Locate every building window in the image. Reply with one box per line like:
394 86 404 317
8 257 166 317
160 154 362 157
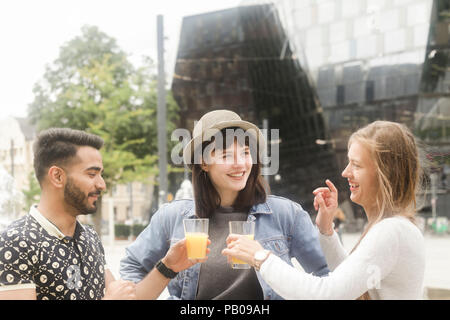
366 81 375 102
336 85 345 105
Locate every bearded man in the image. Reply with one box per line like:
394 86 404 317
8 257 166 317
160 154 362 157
0 128 136 300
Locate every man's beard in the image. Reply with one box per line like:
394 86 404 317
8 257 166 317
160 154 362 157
64 177 100 215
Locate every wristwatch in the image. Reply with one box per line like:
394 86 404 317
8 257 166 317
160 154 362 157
155 259 178 279
253 250 271 271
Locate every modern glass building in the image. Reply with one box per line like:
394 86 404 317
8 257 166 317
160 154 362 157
172 4 344 216
172 0 450 221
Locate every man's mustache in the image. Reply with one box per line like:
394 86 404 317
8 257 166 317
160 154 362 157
88 190 102 197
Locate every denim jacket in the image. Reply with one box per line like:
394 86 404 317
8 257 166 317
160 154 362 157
119 195 329 300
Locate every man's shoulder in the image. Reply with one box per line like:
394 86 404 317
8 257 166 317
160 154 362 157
81 223 97 235
0 215 37 240
79 223 102 242
0 215 40 255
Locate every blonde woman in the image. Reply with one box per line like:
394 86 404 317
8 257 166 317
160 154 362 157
222 121 426 299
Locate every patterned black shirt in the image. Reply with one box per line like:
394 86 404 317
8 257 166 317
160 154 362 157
0 206 107 300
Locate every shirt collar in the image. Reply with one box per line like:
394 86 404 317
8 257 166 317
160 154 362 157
29 205 85 240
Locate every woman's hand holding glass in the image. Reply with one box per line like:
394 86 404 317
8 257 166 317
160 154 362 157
313 179 339 236
221 234 264 267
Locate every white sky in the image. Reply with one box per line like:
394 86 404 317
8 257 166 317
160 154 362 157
0 0 242 118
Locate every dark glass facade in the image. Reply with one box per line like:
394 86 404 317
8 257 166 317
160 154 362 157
172 4 344 214
172 0 450 220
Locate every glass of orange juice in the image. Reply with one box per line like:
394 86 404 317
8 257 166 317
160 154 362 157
229 221 255 269
183 218 209 260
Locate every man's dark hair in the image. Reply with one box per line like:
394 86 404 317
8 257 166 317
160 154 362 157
33 128 104 184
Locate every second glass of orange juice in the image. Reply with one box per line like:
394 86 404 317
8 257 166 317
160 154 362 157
229 221 255 269
183 218 209 260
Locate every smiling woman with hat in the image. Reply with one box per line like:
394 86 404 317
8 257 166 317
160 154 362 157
120 109 329 300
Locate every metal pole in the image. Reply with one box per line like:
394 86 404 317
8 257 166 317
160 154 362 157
157 15 167 207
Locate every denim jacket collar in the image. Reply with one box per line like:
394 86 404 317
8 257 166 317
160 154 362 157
180 201 273 218
249 201 272 215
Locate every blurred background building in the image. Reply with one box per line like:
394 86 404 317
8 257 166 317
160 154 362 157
0 117 35 226
0 117 36 195
172 0 450 225
102 181 154 225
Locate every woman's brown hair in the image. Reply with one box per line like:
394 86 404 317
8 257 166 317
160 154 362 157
191 127 268 218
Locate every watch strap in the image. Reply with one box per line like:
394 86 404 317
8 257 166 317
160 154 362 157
254 250 271 271
155 260 178 279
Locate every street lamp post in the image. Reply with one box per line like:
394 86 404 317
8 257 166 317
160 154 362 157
157 14 168 208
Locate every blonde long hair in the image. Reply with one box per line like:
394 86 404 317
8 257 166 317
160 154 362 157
348 121 424 300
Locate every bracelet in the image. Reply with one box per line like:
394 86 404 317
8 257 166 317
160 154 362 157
155 260 178 279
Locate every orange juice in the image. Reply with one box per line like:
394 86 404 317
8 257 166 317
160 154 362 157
231 234 254 265
185 232 208 259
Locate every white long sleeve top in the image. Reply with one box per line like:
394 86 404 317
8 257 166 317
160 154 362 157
259 216 425 300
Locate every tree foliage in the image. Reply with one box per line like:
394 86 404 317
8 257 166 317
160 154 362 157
22 171 41 212
28 25 179 187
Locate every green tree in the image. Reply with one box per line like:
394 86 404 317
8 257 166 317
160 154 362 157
22 171 41 212
28 25 180 234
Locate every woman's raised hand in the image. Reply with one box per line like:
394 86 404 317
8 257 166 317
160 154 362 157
313 179 338 236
